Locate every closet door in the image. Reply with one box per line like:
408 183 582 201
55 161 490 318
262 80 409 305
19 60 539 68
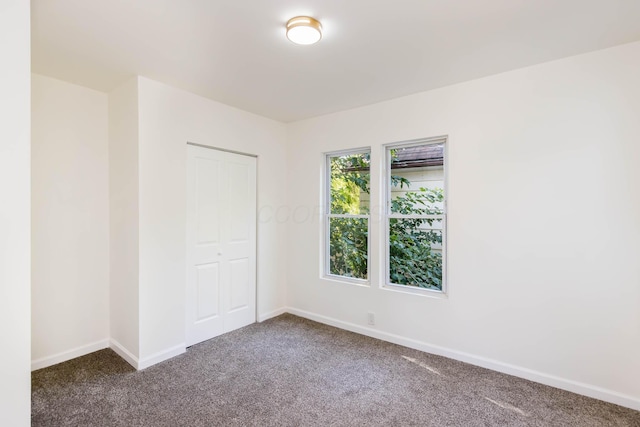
186 145 256 347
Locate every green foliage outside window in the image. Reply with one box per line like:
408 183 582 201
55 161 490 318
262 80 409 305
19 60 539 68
329 151 444 290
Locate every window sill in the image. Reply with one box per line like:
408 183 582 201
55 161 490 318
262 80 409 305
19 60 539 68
322 274 371 288
381 282 448 299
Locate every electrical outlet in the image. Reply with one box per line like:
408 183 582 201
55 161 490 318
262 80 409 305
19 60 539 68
367 312 375 326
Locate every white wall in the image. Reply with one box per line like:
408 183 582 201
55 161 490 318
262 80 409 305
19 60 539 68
0 1 31 425
31 74 110 369
109 77 140 362
286 41 640 409
136 78 288 364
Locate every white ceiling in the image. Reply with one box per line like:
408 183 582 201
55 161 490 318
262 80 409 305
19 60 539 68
32 0 640 122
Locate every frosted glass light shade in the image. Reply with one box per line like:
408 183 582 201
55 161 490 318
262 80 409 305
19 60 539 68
286 16 322 45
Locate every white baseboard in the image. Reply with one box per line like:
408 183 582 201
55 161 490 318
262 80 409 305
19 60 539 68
138 344 186 370
105 340 186 371
109 338 139 369
286 307 640 412
31 339 109 371
257 307 287 322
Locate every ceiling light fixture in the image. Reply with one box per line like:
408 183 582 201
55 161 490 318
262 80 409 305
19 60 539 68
286 16 322 45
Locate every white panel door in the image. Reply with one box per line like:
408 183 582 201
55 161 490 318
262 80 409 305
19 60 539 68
186 145 257 347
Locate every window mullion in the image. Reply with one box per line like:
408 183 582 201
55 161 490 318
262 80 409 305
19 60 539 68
387 214 443 220
328 213 370 219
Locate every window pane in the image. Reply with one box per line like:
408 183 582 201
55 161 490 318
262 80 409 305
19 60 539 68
389 144 444 214
330 152 370 215
329 217 368 280
389 218 443 290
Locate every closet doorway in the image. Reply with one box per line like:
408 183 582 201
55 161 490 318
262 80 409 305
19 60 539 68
186 144 257 346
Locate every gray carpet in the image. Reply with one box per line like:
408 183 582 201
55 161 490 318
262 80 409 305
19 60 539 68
32 314 640 426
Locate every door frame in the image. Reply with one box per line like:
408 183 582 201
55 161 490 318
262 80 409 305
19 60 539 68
185 141 259 345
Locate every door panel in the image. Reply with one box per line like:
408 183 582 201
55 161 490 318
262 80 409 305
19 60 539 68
187 145 256 347
221 154 256 333
196 262 220 321
196 158 221 244
229 258 249 311
228 161 250 242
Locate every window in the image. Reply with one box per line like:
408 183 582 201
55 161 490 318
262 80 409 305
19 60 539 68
385 138 446 292
324 149 370 282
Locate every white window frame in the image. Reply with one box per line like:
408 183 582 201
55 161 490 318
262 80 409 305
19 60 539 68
323 148 371 285
383 136 448 295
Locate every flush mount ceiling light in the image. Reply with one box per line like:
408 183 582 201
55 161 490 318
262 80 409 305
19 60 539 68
286 16 322 45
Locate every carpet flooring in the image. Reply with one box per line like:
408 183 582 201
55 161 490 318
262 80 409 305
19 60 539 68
32 314 640 426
